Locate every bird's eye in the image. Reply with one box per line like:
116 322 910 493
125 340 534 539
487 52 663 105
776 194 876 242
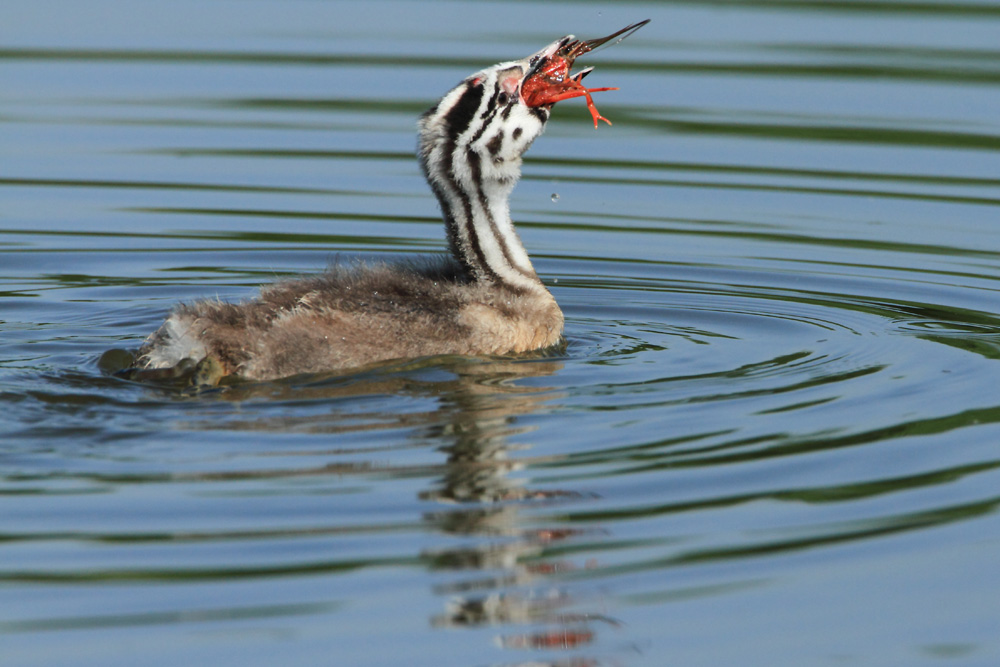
497 91 510 106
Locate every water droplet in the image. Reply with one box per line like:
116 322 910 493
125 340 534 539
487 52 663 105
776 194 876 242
550 193 560 202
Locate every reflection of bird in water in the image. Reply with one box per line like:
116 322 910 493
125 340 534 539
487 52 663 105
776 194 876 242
130 20 648 386
416 356 622 656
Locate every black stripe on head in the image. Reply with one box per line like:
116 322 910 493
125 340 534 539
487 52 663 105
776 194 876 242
480 87 499 119
529 107 549 123
486 132 504 157
444 81 485 139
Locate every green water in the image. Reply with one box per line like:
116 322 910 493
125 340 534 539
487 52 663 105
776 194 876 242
3 1 1000 665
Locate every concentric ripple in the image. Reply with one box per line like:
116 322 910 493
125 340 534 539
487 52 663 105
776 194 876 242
5 1 1000 666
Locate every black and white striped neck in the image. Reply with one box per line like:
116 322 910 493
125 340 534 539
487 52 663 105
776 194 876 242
419 64 552 295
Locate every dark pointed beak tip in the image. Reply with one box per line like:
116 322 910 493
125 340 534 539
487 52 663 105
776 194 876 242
582 19 651 53
559 19 650 66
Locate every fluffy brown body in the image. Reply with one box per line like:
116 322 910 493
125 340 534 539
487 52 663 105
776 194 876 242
135 260 563 382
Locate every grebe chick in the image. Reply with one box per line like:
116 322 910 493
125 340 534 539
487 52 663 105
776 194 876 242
132 21 648 385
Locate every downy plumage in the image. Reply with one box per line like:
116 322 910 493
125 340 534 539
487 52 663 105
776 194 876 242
131 21 648 385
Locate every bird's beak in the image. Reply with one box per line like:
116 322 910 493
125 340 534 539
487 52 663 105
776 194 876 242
520 20 649 128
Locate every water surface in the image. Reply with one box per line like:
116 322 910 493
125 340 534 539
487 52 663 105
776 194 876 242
3 1 1000 665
